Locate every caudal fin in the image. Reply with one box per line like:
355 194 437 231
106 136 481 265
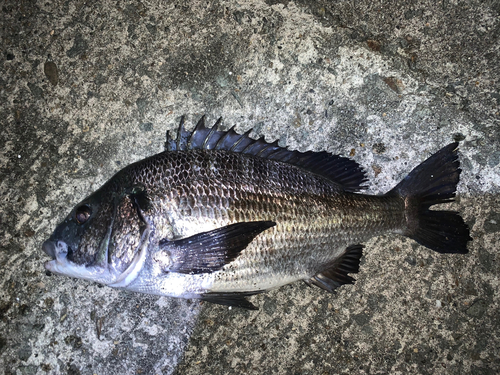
389 143 471 254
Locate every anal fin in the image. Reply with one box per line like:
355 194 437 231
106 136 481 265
305 244 364 293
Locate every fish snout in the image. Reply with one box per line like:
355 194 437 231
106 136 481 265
42 240 68 260
42 240 56 259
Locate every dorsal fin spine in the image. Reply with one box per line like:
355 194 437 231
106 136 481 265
175 116 185 151
203 127 217 149
205 117 223 150
230 130 252 152
215 127 234 150
188 115 206 149
256 144 272 157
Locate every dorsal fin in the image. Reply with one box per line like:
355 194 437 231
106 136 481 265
164 116 367 192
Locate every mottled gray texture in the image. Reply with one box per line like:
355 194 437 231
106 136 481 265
0 0 498 374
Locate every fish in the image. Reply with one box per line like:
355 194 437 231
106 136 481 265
42 116 471 310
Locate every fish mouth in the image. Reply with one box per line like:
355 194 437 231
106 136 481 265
41 239 113 283
42 240 57 259
42 239 69 261
42 240 70 273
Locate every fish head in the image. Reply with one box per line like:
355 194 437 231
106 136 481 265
42 178 149 286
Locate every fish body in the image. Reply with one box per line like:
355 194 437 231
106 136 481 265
42 117 471 309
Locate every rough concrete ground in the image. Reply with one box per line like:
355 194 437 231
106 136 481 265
1 0 499 374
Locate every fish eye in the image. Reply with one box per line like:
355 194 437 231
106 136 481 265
75 205 92 224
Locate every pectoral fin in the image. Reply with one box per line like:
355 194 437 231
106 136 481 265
200 291 262 310
158 221 276 274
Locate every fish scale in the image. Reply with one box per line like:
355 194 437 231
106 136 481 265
42 117 471 309
122 149 405 293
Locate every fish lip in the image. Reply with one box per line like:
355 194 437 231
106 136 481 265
44 259 58 274
42 240 69 272
42 240 56 259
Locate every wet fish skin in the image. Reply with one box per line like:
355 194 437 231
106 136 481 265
42 117 471 309
121 149 404 298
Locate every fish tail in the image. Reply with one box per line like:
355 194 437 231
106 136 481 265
389 143 471 254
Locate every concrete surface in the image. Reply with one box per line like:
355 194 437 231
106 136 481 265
1 0 499 374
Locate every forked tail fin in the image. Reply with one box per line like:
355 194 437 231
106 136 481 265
388 143 471 254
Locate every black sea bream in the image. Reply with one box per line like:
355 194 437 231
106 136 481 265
42 117 471 309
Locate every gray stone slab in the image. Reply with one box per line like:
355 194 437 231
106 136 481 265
1 1 498 374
